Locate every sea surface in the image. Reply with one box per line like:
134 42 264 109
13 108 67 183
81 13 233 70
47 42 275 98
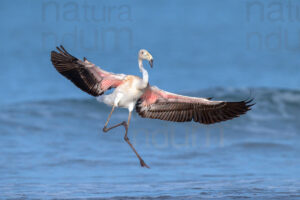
1 0 300 199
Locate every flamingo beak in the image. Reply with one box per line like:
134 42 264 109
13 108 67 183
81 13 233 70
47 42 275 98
149 58 153 68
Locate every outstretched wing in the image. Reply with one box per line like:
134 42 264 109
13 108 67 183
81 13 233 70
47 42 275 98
136 86 254 124
51 45 126 97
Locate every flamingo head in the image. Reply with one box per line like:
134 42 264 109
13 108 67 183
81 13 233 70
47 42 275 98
139 49 153 68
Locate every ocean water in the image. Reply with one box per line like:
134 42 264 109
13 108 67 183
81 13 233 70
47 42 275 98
1 0 300 199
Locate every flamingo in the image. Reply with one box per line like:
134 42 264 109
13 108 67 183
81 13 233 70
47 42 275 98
51 45 254 168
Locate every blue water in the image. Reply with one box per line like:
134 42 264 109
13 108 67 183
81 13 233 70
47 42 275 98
1 0 300 199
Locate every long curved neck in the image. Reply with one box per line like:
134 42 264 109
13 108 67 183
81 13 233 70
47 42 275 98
138 58 148 85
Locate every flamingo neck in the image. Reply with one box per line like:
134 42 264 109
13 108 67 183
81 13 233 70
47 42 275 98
138 58 148 85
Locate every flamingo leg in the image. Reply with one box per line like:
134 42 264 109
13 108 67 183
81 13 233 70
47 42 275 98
124 111 150 168
102 107 149 168
102 106 126 132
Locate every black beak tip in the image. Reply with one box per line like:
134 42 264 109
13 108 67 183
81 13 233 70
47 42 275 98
149 59 153 68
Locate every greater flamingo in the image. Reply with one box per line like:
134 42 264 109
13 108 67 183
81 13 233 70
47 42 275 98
51 45 254 168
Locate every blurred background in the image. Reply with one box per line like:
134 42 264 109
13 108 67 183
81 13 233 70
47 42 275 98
0 0 299 199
